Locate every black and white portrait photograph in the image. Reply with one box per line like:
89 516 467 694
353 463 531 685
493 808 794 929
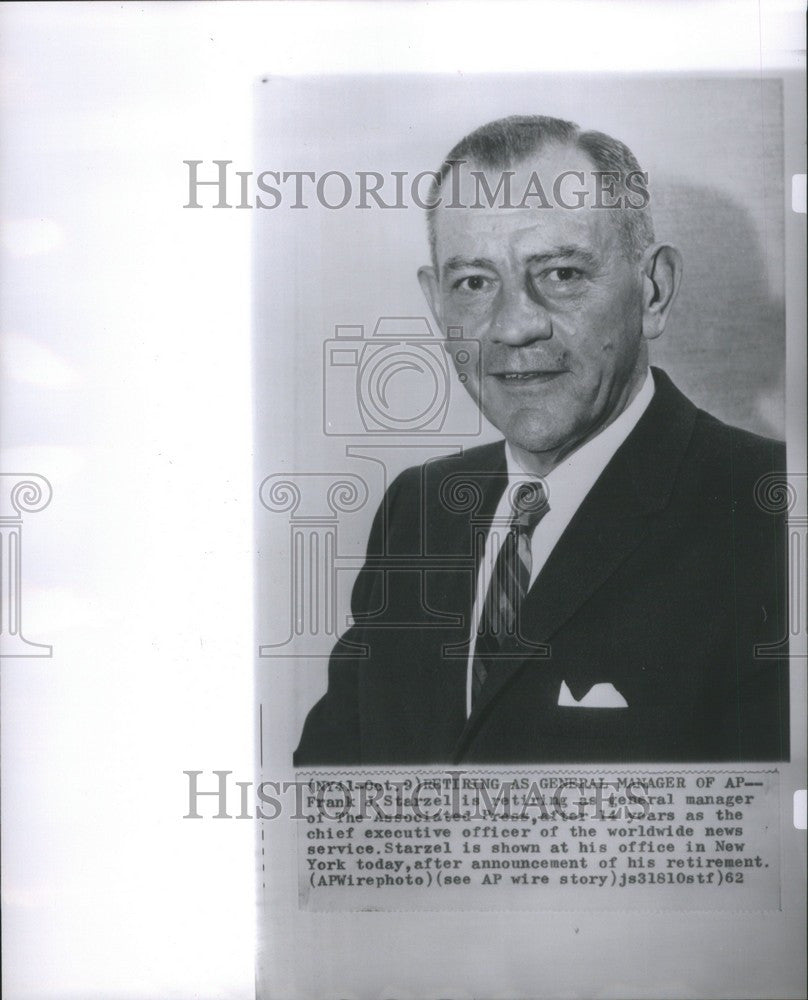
253 76 791 766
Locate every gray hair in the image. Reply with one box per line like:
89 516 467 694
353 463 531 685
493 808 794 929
426 114 655 265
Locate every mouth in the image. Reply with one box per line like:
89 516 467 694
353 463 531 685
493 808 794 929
490 370 567 385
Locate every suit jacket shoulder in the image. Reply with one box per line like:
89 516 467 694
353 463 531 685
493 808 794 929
688 405 785 507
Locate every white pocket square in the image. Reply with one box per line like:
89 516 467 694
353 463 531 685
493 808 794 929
558 680 628 709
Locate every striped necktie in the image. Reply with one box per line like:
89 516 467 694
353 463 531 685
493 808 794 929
471 480 550 705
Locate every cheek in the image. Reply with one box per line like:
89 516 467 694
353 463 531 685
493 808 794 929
567 288 640 361
442 293 496 331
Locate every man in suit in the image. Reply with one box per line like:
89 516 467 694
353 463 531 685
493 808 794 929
294 114 789 766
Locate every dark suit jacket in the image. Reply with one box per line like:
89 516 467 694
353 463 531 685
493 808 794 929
294 368 789 765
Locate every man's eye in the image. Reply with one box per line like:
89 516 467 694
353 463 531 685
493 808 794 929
453 275 492 292
547 267 582 283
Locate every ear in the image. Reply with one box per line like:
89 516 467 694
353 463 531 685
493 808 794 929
640 243 683 340
417 265 444 329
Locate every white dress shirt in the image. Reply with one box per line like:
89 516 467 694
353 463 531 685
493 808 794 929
465 368 655 717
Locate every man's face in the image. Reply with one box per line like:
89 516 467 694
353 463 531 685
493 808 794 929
419 144 649 464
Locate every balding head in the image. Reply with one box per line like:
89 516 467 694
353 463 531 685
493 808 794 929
425 114 655 267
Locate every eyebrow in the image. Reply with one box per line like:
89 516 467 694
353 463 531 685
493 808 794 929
525 247 600 269
442 256 498 276
441 246 600 278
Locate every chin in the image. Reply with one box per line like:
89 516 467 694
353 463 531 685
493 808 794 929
498 413 571 457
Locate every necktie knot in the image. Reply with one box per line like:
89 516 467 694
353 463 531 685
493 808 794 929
511 480 549 532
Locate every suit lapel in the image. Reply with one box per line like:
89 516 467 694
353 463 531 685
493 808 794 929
407 446 507 755
422 445 508 623
451 368 699 762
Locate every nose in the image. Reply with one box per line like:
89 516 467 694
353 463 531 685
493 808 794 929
490 282 552 345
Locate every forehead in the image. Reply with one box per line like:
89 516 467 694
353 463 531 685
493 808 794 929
432 143 622 266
